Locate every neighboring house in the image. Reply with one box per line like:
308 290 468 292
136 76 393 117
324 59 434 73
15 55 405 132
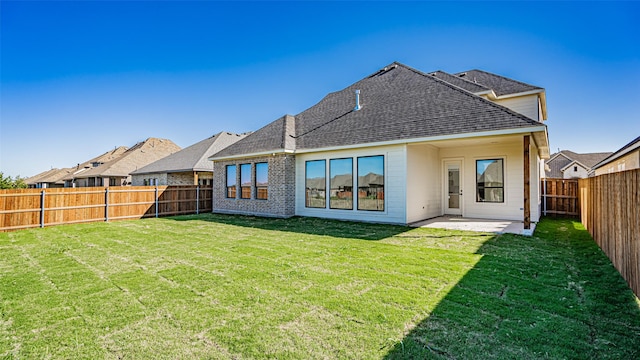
208 62 550 233
26 146 129 188
61 146 130 187
130 132 248 186
544 150 612 179
592 136 640 176
64 138 180 187
25 168 72 188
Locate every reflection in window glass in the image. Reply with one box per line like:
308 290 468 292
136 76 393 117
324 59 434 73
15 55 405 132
305 160 326 208
226 165 237 198
476 159 504 202
357 156 384 211
330 158 353 209
256 162 268 200
240 164 251 199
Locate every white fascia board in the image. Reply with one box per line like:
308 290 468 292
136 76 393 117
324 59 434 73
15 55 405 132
539 91 548 120
208 149 294 162
474 90 496 98
295 126 547 154
494 89 545 100
532 126 550 159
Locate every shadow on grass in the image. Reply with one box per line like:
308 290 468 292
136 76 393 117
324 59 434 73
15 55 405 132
384 217 640 359
167 213 411 241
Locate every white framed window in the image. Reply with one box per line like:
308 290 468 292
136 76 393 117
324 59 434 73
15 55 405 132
476 158 504 203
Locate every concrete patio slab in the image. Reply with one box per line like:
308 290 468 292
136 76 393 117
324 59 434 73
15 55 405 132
410 216 535 235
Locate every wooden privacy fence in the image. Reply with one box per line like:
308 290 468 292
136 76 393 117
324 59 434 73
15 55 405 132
541 178 579 216
579 169 640 298
0 186 212 232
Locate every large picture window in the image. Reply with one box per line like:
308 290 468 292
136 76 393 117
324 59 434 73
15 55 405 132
256 162 268 200
476 159 504 203
305 160 326 208
226 165 237 198
240 164 251 199
357 156 384 211
330 158 353 209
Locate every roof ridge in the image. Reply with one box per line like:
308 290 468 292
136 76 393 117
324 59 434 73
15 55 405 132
428 70 492 93
457 69 542 91
440 70 493 91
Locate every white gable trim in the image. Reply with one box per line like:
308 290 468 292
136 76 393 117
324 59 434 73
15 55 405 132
560 160 589 172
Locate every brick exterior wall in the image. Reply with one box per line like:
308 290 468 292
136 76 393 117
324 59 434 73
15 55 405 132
168 172 196 185
213 154 295 217
132 171 213 186
131 173 169 186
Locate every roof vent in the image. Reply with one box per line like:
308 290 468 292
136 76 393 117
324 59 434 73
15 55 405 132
354 90 362 111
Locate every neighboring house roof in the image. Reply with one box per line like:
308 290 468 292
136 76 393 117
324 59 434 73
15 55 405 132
545 150 612 177
25 168 62 185
131 132 248 175
592 136 640 170
211 62 548 160
81 146 129 167
71 138 181 178
455 69 543 97
36 168 75 185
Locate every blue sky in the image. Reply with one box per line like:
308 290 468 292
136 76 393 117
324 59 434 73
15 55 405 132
1 1 639 177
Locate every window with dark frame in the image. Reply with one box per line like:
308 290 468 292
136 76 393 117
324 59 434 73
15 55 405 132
357 155 384 211
240 164 251 199
329 158 353 210
255 162 268 200
476 159 504 203
226 165 237 198
305 160 326 208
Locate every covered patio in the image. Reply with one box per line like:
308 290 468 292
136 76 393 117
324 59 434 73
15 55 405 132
410 215 533 235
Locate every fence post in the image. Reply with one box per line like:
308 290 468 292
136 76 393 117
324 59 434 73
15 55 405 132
155 186 159 218
105 188 109 222
543 178 547 216
196 186 200 215
40 189 45 228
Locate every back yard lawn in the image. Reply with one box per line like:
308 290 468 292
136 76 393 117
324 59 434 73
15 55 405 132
1 215 639 359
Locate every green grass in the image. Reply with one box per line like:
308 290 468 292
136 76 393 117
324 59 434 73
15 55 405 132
0 215 638 359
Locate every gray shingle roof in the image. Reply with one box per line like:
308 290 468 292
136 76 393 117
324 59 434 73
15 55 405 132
132 132 247 175
545 150 612 177
294 63 541 150
212 115 295 159
455 69 542 97
211 62 546 159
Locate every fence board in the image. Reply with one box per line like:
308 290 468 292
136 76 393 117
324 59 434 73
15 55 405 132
0 186 212 232
578 169 640 298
